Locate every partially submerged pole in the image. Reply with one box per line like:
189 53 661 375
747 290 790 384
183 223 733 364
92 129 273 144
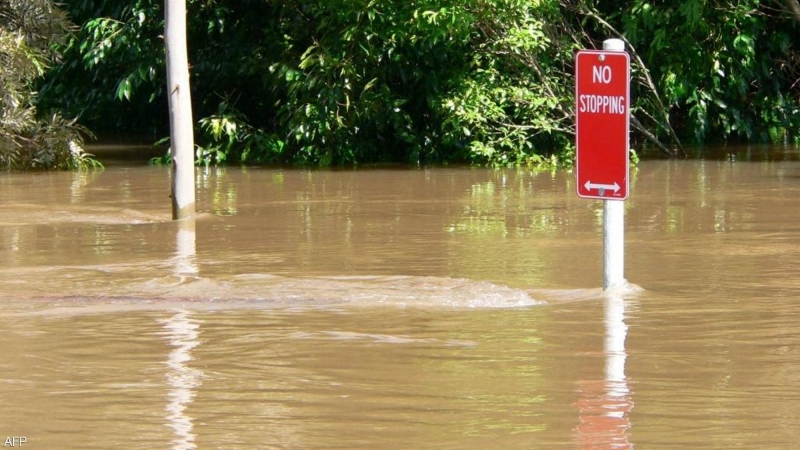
175 217 198 277
165 0 195 220
575 38 630 290
603 199 625 289
602 38 626 290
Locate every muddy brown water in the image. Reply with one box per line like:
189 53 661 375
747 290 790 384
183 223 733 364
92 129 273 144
2 154 800 448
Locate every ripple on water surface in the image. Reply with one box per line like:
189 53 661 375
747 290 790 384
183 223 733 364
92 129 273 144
1 263 572 316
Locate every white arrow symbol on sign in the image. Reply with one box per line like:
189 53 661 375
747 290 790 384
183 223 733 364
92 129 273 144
584 180 620 194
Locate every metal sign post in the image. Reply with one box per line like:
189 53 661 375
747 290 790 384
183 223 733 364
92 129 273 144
575 39 630 290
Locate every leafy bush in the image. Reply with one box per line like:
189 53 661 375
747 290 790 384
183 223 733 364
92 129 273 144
0 0 99 170
40 0 800 168
619 0 800 144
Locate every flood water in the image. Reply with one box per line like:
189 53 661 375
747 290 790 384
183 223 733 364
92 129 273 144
2 151 800 448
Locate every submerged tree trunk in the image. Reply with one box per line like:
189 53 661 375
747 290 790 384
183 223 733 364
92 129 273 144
165 0 195 220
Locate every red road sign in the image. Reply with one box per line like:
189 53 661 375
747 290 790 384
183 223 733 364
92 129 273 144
575 50 630 200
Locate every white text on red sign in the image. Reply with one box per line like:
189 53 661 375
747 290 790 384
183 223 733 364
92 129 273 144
577 65 626 115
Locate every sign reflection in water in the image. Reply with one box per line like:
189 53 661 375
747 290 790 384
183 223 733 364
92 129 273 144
575 294 633 448
164 219 202 450
162 310 203 450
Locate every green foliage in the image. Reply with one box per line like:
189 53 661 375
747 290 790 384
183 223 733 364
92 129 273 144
619 0 800 144
0 0 99 170
195 102 285 166
38 0 168 134
268 0 578 166
269 0 476 164
40 0 800 167
44 0 584 166
437 0 577 166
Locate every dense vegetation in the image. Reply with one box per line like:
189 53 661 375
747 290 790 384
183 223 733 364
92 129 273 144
34 0 800 167
0 0 99 169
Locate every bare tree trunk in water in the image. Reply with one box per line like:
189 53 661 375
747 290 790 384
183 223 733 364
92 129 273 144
165 0 195 220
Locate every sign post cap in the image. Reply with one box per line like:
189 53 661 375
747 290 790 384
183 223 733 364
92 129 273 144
603 39 625 52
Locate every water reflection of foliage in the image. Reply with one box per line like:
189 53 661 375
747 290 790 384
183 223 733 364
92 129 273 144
69 169 103 204
629 161 758 234
197 167 239 216
448 170 586 237
445 170 580 287
448 162 762 237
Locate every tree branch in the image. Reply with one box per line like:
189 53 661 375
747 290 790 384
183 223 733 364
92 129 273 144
784 0 800 24
572 1 686 157
631 114 678 157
